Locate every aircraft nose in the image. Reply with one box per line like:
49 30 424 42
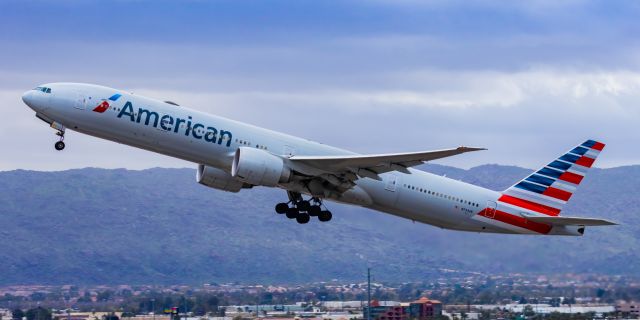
22 90 34 107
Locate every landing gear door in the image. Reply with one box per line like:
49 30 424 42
74 92 87 110
485 200 497 218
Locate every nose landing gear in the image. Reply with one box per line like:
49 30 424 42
54 140 65 151
274 191 332 224
54 130 65 151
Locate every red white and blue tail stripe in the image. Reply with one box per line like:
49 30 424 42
501 139 605 217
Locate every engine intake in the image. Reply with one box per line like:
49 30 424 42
196 164 244 193
231 147 291 187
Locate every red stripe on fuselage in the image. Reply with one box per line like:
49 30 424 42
558 171 584 185
542 187 572 201
479 208 552 234
575 156 595 168
497 194 561 216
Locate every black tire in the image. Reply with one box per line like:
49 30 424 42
285 207 299 219
308 205 321 216
54 141 65 151
275 203 289 214
296 213 310 224
318 210 332 222
297 200 311 211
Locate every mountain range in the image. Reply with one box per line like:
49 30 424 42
0 164 638 285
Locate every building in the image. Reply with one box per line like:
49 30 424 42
321 301 399 311
53 312 125 320
410 298 443 319
442 312 480 320
367 302 404 320
365 298 442 320
474 303 615 315
616 302 640 317
0 309 12 320
125 316 171 320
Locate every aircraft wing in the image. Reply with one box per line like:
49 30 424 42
525 215 618 226
288 146 486 181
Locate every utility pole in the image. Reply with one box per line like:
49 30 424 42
367 268 371 320
151 299 155 320
183 296 187 320
255 287 259 320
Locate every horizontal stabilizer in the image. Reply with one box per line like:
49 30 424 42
524 215 617 226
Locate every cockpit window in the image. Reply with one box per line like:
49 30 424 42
33 87 52 93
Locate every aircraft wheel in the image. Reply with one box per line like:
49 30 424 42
297 200 311 211
285 207 299 219
308 205 321 216
296 213 310 224
275 203 289 214
54 141 65 151
318 210 332 222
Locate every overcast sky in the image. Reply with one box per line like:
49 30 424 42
1 0 639 171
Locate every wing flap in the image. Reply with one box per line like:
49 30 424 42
525 215 617 226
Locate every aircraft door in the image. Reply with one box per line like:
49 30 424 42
74 92 87 110
485 200 497 218
376 173 400 207
384 174 398 192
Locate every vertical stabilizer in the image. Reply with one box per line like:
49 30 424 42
500 140 605 216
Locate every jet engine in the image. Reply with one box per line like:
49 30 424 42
231 147 291 187
196 164 245 193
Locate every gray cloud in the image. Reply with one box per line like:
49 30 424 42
1 1 639 171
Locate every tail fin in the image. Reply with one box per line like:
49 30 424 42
500 139 605 216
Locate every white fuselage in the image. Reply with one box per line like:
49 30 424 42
22 83 529 234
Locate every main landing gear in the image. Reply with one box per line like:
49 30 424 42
275 192 332 224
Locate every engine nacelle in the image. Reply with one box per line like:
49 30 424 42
196 164 244 193
231 147 291 187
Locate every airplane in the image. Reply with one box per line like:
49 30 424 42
21 83 616 236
